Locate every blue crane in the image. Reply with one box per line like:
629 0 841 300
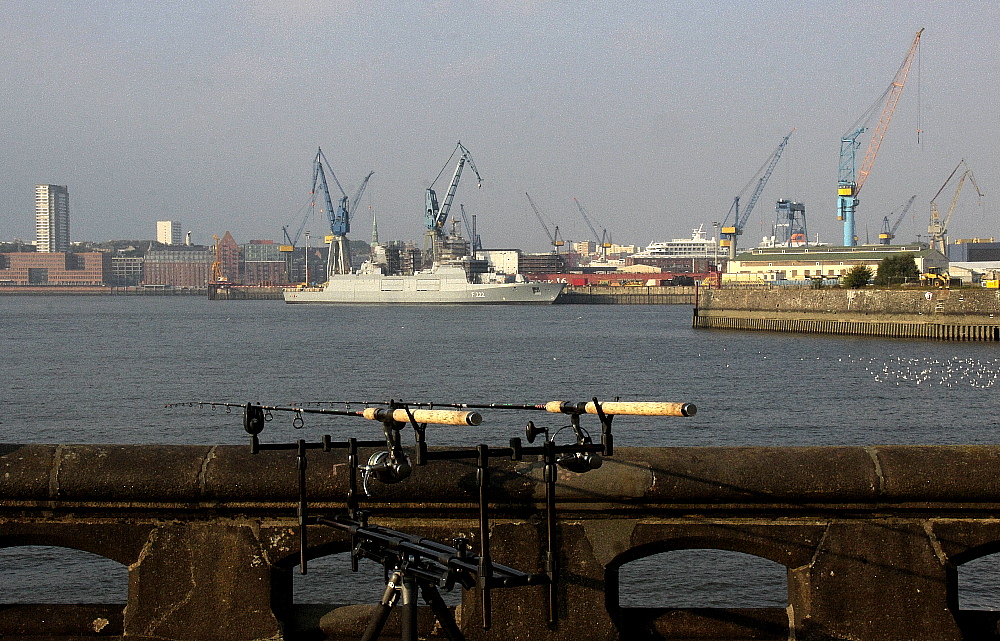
425 142 482 237
311 148 374 276
838 29 923 246
878 195 917 245
720 130 794 259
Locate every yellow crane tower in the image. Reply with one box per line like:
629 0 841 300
211 234 229 283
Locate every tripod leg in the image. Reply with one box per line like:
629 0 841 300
476 444 493 630
401 575 418 641
361 571 401 641
420 583 466 641
544 440 558 624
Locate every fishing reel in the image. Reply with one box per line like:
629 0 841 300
524 418 603 473
360 450 412 495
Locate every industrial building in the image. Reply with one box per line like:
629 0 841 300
948 239 1000 262
35 184 70 253
725 245 948 283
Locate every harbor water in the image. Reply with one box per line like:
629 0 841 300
2 296 1000 610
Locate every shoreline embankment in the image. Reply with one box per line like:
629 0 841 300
693 287 1000 341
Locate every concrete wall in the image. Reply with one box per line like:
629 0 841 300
5 444 1000 640
558 285 695 304
698 287 1000 320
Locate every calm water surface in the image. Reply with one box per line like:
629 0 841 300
4 296 999 446
2 296 999 608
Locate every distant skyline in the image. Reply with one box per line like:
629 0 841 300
1 1 996 252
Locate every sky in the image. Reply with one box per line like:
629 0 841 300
1 1 997 253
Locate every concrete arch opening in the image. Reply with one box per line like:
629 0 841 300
616 548 786 608
608 546 789 640
0 544 126 604
283 549 464 639
948 542 1000 639
953 549 1000 638
958 553 1000 611
0 545 126 637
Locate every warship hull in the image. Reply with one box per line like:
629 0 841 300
283 265 563 305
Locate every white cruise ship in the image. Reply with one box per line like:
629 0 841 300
631 226 717 259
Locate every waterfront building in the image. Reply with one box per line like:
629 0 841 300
143 246 213 288
0 252 110 286
242 240 285 285
725 245 948 283
35 184 70 253
214 232 240 283
606 243 640 258
518 252 567 274
156 221 183 246
477 249 520 276
110 256 144 287
572 240 597 257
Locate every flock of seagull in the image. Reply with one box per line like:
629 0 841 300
847 355 1000 389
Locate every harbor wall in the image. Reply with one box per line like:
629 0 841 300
4 443 1000 640
208 284 285 300
557 285 695 304
694 287 1000 340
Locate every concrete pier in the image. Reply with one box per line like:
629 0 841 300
694 287 1000 340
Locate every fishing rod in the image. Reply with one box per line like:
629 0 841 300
392 399 697 416
170 399 697 417
165 400 482 426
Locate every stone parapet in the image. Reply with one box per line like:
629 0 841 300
3 444 1000 639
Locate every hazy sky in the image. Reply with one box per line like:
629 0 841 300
2 1 996 252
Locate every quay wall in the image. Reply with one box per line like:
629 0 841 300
694 287 1000 340
0 285 111 296
0 286 207 296
3 443 1000 640
208 284 284 300
557 285 695 304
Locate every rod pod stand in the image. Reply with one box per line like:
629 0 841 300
239 397 639 636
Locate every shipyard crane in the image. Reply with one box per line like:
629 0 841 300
928 160 985 256
720 129 794 259
211 234 229 283
459 204 483 252
573 197 611 260
426 142 482 237
526 192 565 254
838 28 923 247
311 148 374 276
878 195 917 245
281 211 309 249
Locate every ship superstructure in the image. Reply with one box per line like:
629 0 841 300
632 226 717 260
